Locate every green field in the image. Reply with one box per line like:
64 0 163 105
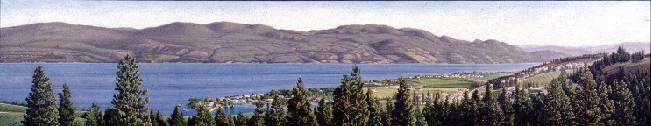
523 71 574 87
0 103 26 126
0 103 87 126
416 78 478 88
370 78 476 98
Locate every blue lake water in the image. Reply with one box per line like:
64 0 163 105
0 63 535 115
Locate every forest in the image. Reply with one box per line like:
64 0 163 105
16 47 651 126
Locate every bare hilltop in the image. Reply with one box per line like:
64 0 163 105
2 22 570 63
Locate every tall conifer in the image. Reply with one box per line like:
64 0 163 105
111 54 151 126
391 78 415 125
23 66 59 126
316 99 333 126
286 77 316 126
59 84 75 126
169 105 185 126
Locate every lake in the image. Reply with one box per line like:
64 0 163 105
0 63 535 115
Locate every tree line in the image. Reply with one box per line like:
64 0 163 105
21 47 649 126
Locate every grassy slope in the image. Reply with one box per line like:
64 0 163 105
372 78 475 98
417 78 476 88
0 103 27 126
0 103 87 126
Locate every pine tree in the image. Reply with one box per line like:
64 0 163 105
84 101 103 126
480 84 503 126
249 102 265 126
598 82 615 125
169 105 185 126
576 67 602 125
366 88 382 126
612 80 637 125
150 111 159 126
315 99 333 126
332 66 370 126
215 108 228 126
543 73 573 125
531 94 546 125
414 108 427 126
286 77 316 126
513 86 532 126
236 113 248 126
333 75 353 126
58 83 75 126
194 105 213 126
440 96 452 125
459 91 474 126
381 101 393 126
23 66 59 126
348 65 369 126
227 116 236 126
187 116 195 126
156 111 167 126
111 54 151 126
498 86 514 126
391 78 415 126
424 93 442 126
265 93 286 126
470 89 482 125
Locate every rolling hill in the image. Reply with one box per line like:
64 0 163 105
1 22 563 64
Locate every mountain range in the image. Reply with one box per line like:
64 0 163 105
517 42 650 56
1 22 646 64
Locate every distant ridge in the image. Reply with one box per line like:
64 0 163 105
1 22 565 63
518 42 651 57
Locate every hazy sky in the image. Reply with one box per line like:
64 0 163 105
1 0 649 46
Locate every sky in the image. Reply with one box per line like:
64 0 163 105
1 1 649 46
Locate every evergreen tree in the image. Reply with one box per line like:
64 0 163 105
543 73 573 125
333 75 353 126
187 116 195 126
215 108 228 126
84 101 103 126
498 86 514 126
286 77 316 126
315 99 333 126
265 93 286 126
366 88 382 126
575 67 602 125
391 78 415 126
249 101 265 126
169 105 185 126
111 54 151 126
23 66 59 126
459 91 475 126
513 86 532 126
227 116 236 126
531 95 546 125
156 111 167 126
612 80 637 125
59 84 75 126
104 108 119 126
598 82 615 125
348 66 369 126
470 89 482 125
150 111 159 126
381 101 393 126
440 96 452 125
194 105 213 126
414 108 427 126
236 113 248 126
480 84 503 126
332 66 369 126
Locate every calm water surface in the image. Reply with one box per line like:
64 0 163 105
0 63 535 114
